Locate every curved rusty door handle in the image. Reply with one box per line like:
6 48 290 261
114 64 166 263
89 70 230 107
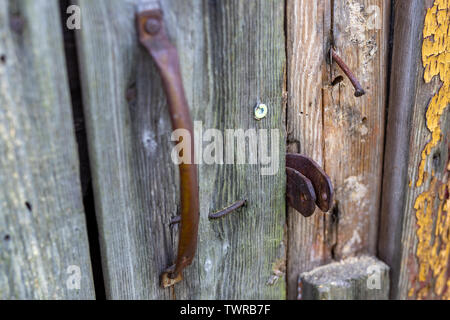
137 6 199 288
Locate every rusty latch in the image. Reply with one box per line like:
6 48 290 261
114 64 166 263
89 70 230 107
286 154 333 217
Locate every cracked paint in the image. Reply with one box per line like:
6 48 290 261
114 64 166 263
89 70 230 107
416 0 449 187
411 0 450 300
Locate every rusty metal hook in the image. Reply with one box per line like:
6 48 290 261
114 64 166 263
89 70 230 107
137 6 199 288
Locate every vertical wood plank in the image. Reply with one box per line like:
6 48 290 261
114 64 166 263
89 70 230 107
287 0 390 299
75 0 170 299
379 0 450 300
193 0 286 300
0 0 95 299
286 0 331 300
76 0 286 299
329 0 390 259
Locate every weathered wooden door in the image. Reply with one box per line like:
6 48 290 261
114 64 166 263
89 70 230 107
0 0 448 300
75 0 286 299
72 0 390 300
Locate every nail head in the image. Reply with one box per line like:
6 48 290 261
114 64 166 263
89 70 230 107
145 18 161 35
354 89 366 97
254 103 268 120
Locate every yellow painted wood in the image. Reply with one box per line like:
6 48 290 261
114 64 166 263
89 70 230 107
410 0 450 299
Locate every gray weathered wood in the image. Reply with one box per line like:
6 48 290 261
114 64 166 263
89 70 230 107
0 0 95 299
75 0 286 299
299 256 389 300
378 0 425 299
286 0 332 300
379 0 450 300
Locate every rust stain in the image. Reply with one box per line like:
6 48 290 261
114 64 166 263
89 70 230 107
411 0 450 300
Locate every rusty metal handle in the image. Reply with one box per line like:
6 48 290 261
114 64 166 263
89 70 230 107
137 9 199 288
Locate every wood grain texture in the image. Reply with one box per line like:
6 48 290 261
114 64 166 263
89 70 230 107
286 0 332 300
75 0 286 299
0 0 95 299
380 0 450 300
299 256 389 300
328 0 390 259
286 0 390 299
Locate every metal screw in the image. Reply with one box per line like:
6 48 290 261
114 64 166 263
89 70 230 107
330 49 366 97
208 200 247 220
254 103 268 120
145 18 161 35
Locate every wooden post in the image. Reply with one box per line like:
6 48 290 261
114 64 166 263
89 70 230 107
299 256 389 300
379 0 450 300
0 0 95 299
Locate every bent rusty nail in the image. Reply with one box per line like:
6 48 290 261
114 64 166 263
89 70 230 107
208 200 247 220
330 48 366 97
286 167 317 217
286 153 333 212
137 3 199 287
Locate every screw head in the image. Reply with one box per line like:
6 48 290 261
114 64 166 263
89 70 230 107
254 103 268 120
145 18 161 35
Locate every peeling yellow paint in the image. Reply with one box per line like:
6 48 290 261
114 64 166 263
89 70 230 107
444 279 450 299
412 0 450 300
414 178 438 281
413 152 450 299
417 0 450 187
417 286 430 300
432 182 449 295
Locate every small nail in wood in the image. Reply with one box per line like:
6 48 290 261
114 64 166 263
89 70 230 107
209 200 247 220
